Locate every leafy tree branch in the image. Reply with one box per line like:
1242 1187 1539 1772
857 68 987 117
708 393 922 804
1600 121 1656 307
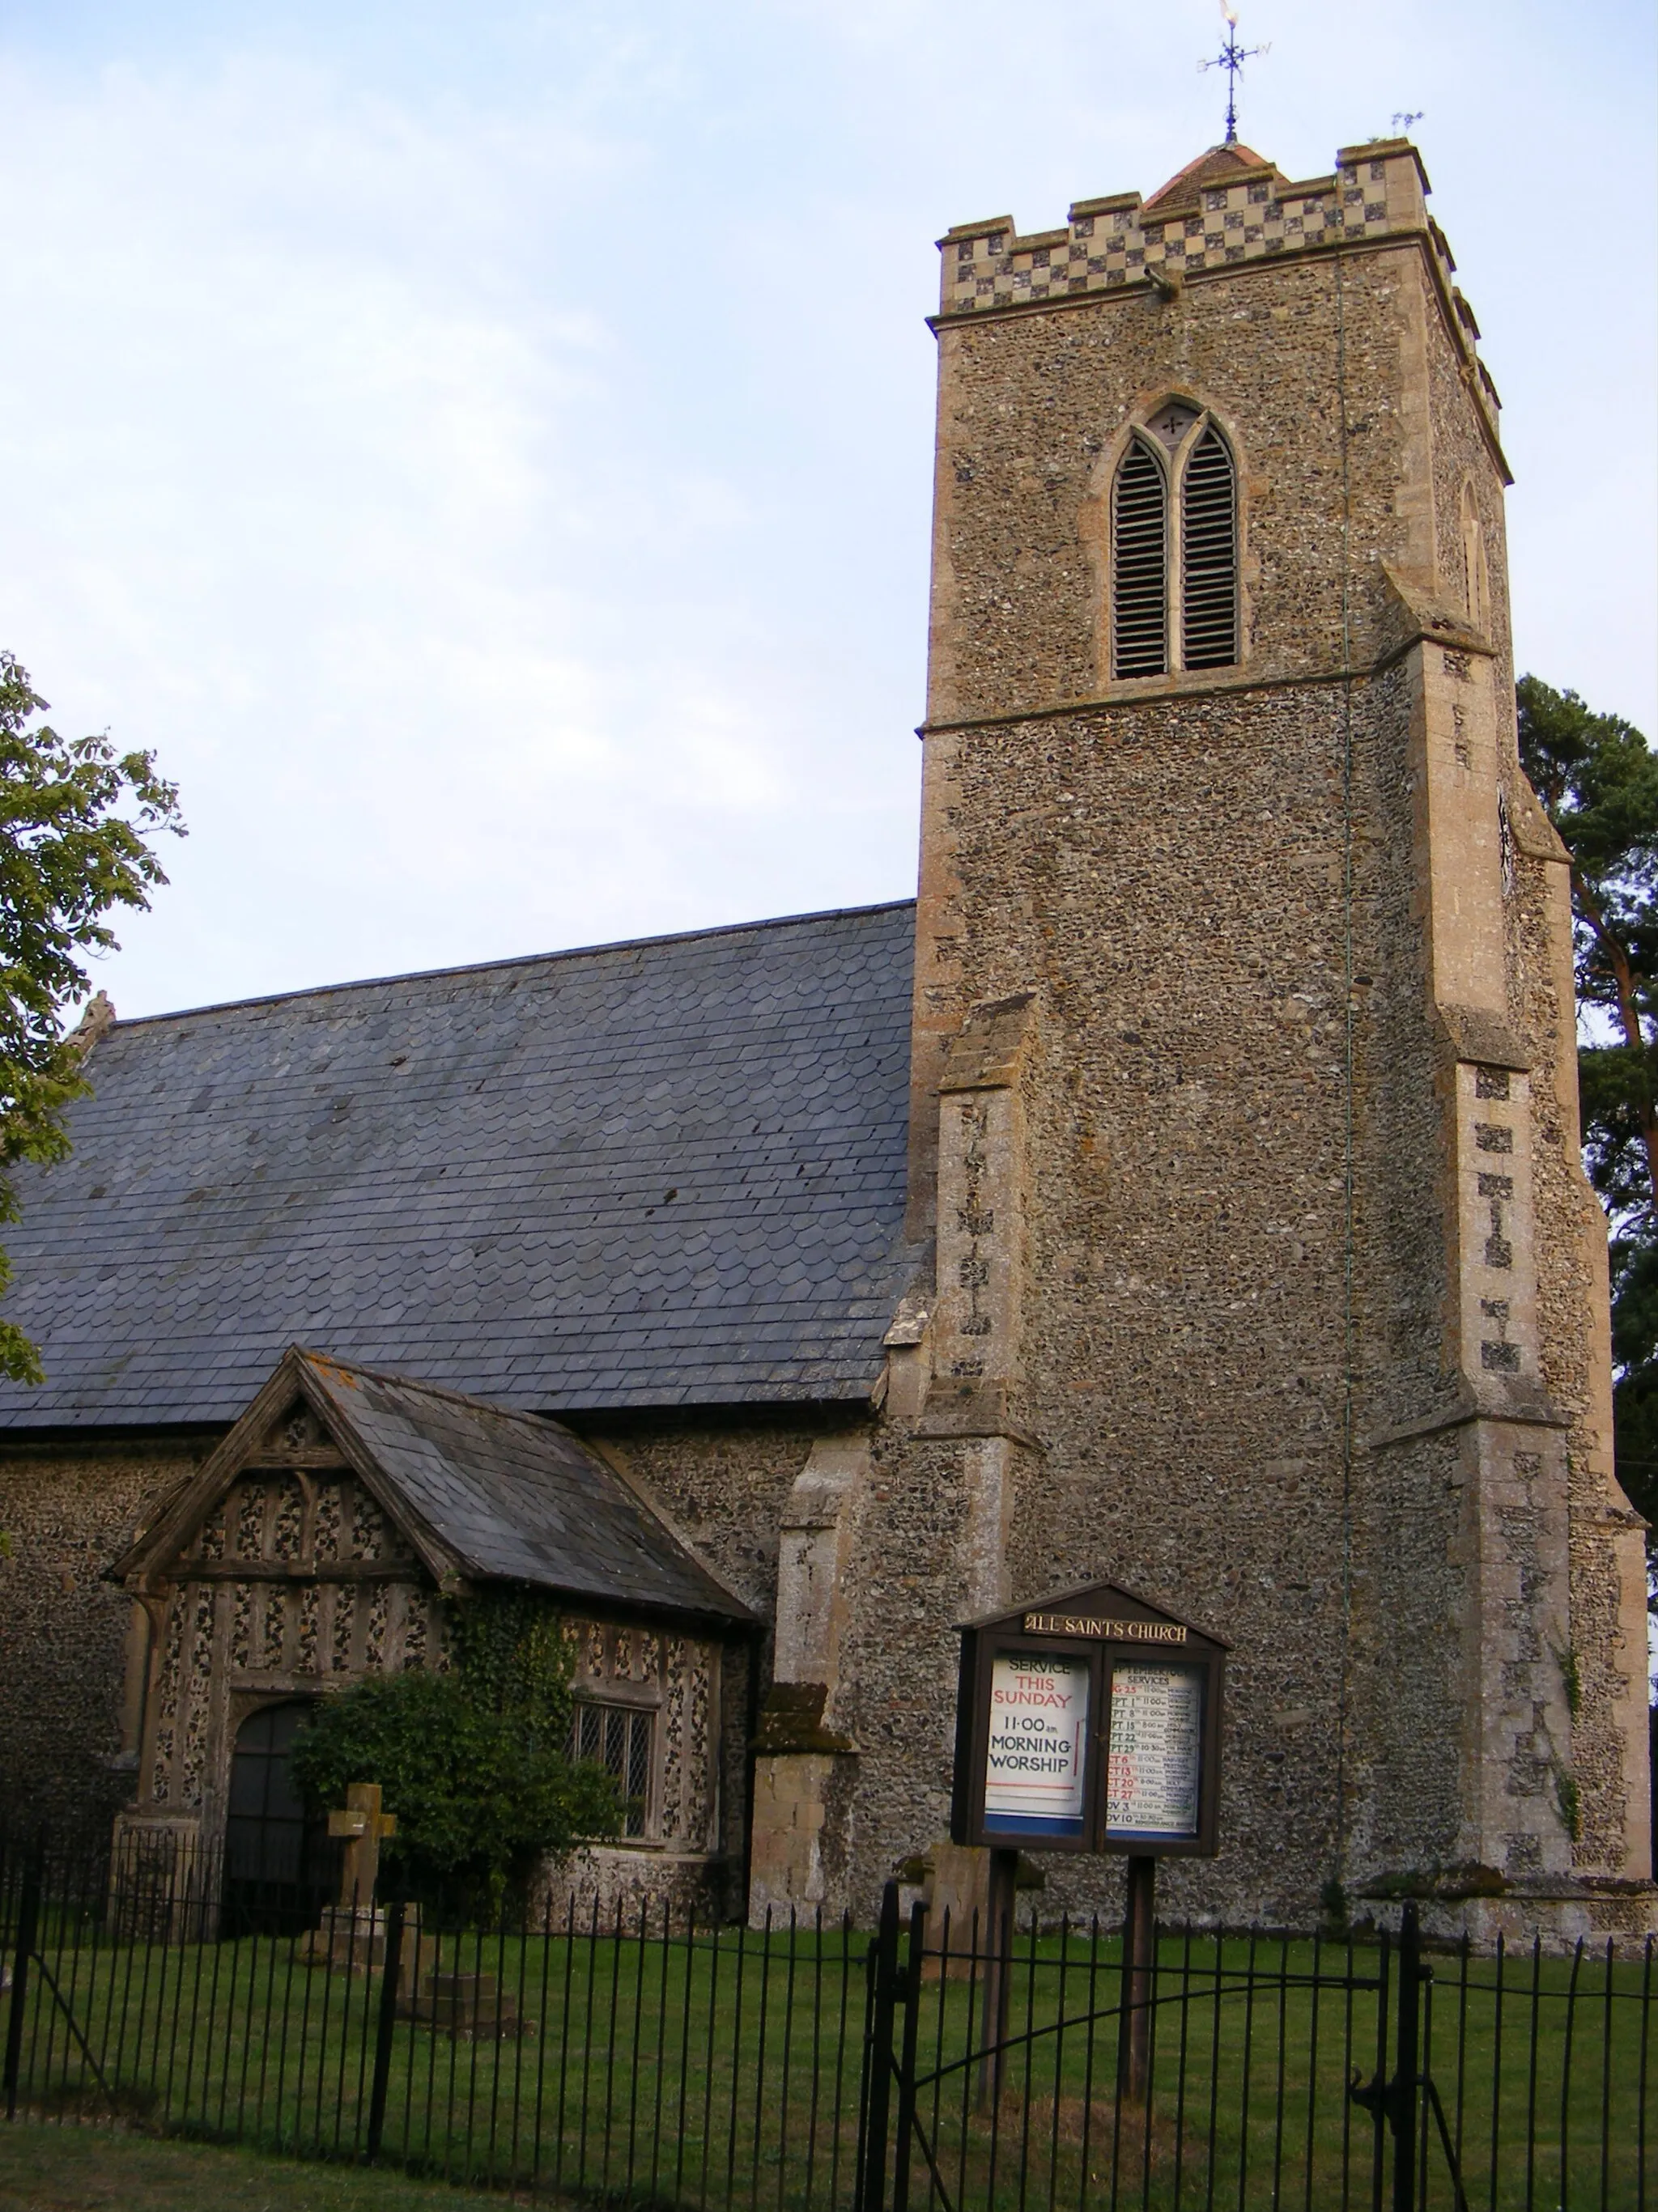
0 653 184 1382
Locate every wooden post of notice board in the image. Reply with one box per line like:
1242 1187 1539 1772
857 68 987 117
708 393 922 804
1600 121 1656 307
1120 1853 1157 2105
976 1847 1018 2112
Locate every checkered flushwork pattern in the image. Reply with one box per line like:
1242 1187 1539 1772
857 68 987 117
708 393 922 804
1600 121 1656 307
937 146 1497 431
943 150 1418 315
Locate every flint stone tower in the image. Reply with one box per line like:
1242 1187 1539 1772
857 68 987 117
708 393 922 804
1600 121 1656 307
750 137 1652 1940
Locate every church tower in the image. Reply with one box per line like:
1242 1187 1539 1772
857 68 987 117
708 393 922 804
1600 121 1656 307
835 135 1652 1937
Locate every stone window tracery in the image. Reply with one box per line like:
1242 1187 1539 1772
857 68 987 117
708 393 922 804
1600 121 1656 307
1110 407 1239 680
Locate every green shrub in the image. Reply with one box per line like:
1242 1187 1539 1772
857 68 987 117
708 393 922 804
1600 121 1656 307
290 1591 622 1913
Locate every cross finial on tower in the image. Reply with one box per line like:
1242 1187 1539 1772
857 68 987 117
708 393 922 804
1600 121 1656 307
1199 4 1268 146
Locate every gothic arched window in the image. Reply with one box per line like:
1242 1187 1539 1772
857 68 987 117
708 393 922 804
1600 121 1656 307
1111 439 1169 678
1110 408 1239 680
1459 480 1490 634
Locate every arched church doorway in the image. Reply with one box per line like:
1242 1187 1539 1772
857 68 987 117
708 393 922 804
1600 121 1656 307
223 1701 335 1934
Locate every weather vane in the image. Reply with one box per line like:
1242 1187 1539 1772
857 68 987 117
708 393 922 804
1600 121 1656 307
1200 4 1269 146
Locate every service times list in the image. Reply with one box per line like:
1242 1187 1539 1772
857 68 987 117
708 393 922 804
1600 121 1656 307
1105 1662 1203 1838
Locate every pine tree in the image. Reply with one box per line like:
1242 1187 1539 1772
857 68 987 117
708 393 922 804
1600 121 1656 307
1517 676 1658 1558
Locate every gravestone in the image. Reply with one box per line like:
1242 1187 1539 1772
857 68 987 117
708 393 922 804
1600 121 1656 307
397 1964 535 2041
300 1781 406 1972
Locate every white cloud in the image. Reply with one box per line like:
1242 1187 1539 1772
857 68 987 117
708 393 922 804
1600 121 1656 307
0 0 1647 1013
0 40 910 1009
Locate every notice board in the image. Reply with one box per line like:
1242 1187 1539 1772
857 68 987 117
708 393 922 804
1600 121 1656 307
951 1581 1227 1858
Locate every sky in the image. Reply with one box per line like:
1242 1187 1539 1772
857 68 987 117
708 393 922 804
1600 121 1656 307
0 0 1652 1019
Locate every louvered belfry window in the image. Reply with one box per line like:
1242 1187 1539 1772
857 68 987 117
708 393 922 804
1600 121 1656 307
1112 439 1169 677
1180 427 1238 669
1111 410 1240 679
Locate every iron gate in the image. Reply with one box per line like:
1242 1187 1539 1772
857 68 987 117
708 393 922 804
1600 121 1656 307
853 1880 1640 2212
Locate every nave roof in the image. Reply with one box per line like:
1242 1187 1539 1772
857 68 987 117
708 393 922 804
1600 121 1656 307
0 902 916 1430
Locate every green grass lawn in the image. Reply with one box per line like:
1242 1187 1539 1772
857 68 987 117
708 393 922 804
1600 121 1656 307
3 1912 1649 2210
0 2120 542 2209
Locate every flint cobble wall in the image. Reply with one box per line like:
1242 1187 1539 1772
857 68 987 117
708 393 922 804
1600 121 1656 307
0 1444 203 1842
1424 295 1515 685
1508 802 1643 1877
580 1416 835 1633
860 673 1474 1925
928 242 1441 728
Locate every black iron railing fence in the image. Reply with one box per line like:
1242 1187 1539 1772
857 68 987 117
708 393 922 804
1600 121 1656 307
858 1883 1652 2212
0 1834 1651 2210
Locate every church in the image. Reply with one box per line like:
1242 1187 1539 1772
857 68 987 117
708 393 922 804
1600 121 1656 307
0 131 1650 1944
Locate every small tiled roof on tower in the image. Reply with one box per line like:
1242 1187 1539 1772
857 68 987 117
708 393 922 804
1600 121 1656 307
1141 142 1287 214
0 902 917 1430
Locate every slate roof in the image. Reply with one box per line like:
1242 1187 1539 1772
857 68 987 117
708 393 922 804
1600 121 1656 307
302 1356 753 1624
0 903 917 1430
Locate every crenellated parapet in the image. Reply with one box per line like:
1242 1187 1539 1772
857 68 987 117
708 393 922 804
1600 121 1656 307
937 138 1500 448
